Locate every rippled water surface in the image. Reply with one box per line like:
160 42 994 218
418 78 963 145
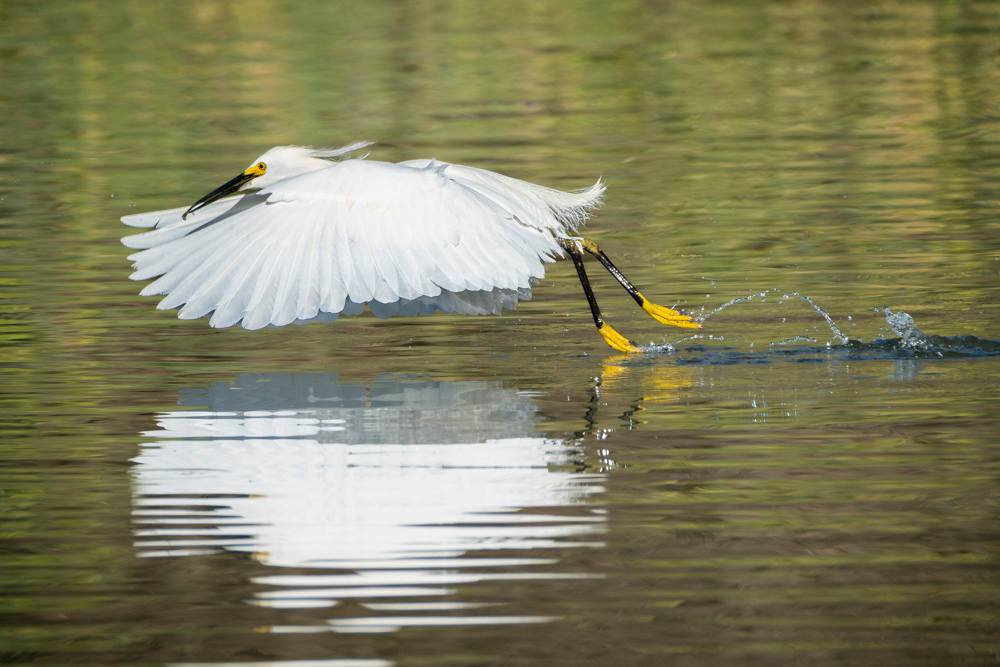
2 2 1000 665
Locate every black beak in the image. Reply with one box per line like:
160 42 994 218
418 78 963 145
182 171 255 219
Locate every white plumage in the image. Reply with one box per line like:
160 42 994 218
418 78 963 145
122 142 604 330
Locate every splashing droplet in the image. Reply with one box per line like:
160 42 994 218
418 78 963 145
884 308 931 352
796 294 849 345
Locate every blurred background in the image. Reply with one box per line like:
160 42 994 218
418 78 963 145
1 2 998 665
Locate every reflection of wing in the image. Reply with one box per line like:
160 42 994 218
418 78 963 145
132 375 605 595
122 160 604 329
169 374 541 445
134 436 601 566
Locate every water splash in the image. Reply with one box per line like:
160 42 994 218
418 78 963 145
787 293 849 345
770 336 817 346
640 341 675 354
883 308 930 352
697 289 777 321
697 289 848 345
663 292 1000 364
866 308 1000 359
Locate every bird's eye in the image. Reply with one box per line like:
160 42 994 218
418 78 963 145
257 162 267 173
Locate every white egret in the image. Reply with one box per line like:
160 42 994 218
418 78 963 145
121 141 699 352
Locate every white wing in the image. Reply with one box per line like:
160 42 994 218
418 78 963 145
122 159 603 330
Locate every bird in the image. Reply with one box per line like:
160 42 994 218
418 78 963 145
120 141 700 353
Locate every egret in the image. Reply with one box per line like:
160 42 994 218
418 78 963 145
121 142 699 352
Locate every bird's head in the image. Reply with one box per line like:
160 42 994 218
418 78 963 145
182 142 373 219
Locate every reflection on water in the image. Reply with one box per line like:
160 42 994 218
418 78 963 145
132 375 604 632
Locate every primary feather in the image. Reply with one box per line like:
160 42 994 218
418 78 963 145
122 143 604 330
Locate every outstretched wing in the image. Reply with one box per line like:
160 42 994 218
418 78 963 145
122 159 603 330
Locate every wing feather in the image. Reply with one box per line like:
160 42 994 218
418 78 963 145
343 206 379 303
365 213 402 302
177 218 276 320
268 215 311 326
242 207 299 330
209 251 269 328
315 213 334 311
297 217 323 321
129 203 266 286
143 236 230 302
325 215 351 312
389 214 436 299
123 157 601 329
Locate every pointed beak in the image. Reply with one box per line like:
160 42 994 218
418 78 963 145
182 171 256 220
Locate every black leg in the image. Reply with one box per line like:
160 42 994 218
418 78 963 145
578 238 700 329
561 240 640 353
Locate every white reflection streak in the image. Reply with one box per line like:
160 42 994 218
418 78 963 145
131 375 605 630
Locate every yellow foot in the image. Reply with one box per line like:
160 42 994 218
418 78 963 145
639 295 702 329
598 322 643 353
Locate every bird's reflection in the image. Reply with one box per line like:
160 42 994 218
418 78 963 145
131 374 605 632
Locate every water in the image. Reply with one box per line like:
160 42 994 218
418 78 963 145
2 2 1000 665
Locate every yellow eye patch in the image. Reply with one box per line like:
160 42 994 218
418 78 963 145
243 162 267 177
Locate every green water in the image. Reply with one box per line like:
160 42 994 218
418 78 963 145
2 2 999 665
